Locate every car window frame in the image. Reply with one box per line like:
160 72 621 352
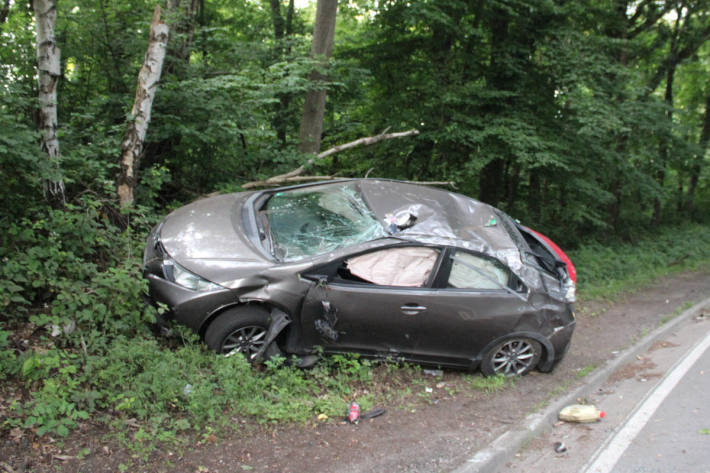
432 248 514 293
303 242 446 290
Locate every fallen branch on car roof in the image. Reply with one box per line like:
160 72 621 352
241 128 420 189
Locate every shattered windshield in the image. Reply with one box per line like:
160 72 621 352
262 183 387 261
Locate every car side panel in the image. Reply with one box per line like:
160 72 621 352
297 282 532 365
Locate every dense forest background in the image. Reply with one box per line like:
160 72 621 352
2 0 710 444
3 0 709 243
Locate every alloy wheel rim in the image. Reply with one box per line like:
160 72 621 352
491 339 535 376
222 325 267 360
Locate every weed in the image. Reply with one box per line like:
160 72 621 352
550 380 572 397
467 374 508 393
660 301 696 325
0 328 18 380
576 364 596 379
529 400 548 414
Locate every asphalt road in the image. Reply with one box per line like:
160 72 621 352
498 310 710 473
586 327 710 473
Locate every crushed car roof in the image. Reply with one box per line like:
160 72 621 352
264 179 529 275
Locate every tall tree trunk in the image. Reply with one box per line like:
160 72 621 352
0 0 11 25
165 0 198 76
285 0 294 36
269 0 291 147
34 0 65 203
653 63 676 225
269 0 285 43
141 0 199 172
528 169 541 223
686 92 710 213
297 0 337 154
117 6 169 208
479 7 511 206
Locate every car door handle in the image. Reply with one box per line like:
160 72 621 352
400 304 427 315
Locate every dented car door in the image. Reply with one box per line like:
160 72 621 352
298 282 435 358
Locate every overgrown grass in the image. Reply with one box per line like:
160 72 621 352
569 223 710 300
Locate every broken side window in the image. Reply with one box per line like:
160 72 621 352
262 183 387 261
448 251 509 290
345 246 439 287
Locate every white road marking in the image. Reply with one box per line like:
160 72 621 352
583 327 710 473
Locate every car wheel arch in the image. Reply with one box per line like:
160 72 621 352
198 299 292 341
477 331 555 374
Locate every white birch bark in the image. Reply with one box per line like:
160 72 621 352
117 5 169 208
34 0 65 202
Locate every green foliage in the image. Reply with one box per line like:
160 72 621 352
0 328 18 380
21 352 90 437
466 374 509 393
570 223 710 300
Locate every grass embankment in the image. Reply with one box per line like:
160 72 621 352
1 223 709 458
569 223 710 300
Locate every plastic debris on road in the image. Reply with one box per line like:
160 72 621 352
347 401 361 424
558 404 605 423
553 441 567 453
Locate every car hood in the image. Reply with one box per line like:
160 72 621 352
159 192 270 283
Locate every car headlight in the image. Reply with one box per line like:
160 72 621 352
162 257 223 292
564 280 576 303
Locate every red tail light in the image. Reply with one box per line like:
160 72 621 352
528 229 577 284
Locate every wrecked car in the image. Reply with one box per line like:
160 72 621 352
143 179 576 376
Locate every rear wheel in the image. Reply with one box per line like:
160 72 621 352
481 337 542 377
205 307 278 361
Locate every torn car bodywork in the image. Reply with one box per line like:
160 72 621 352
143 179 576 375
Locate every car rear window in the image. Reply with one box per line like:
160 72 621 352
448 251 509 290
262 183 387 261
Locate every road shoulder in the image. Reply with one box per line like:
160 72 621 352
455 295 710 473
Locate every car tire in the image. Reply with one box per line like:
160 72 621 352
480 337 542 377
205 307 281 361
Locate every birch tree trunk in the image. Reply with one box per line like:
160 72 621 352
117 5 169 208
34 0 65 202
297 0 337 154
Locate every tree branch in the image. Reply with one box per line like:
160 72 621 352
241 128 420 189
627 0 673 39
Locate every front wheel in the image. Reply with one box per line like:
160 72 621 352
205 307 277 361
480 337 542 377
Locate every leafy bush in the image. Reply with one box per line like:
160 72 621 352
569 223 710 299
0 328 17 380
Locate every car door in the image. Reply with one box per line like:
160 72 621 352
298 245 444 358
298 245 530 366
401 248 531 363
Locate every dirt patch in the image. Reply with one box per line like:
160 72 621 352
608 356 658 383
2 267 710 473
648 340 680 352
